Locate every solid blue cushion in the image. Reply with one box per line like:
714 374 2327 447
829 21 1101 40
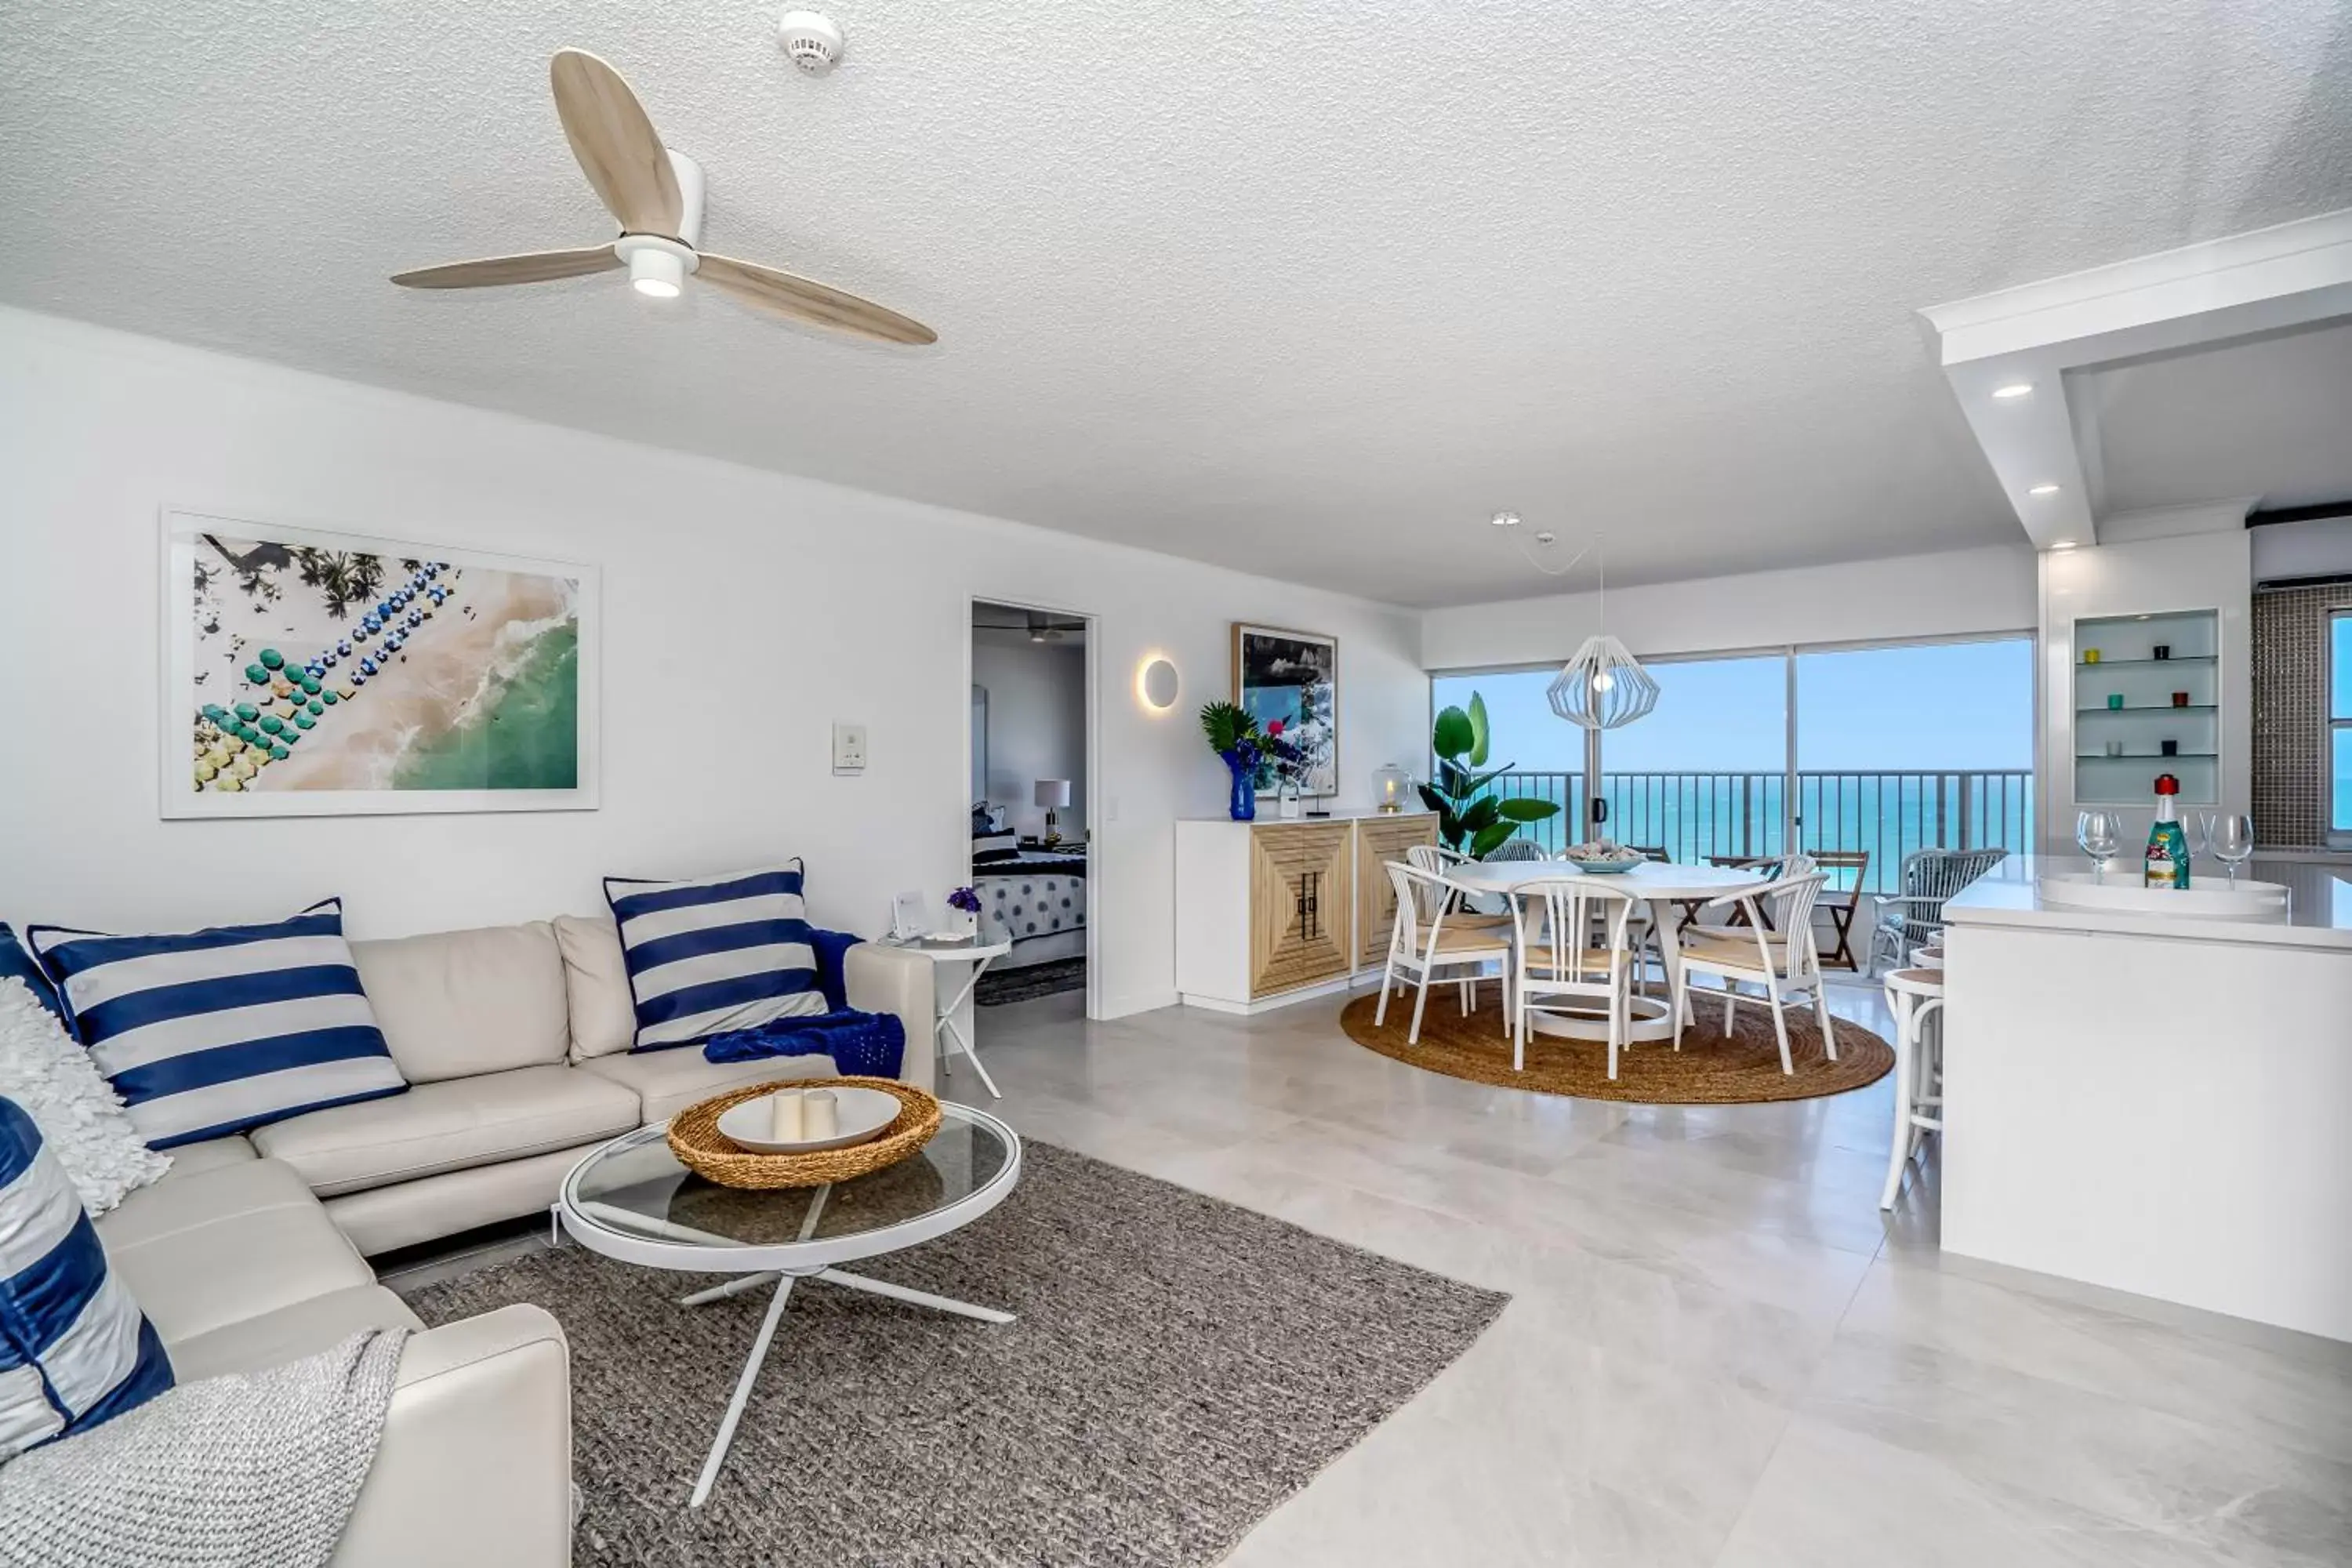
808 928 860 1013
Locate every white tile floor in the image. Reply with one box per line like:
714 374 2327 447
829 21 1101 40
949 978 2352 1568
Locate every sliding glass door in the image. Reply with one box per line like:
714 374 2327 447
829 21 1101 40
1591 653 1788 861
1793 639 2034 890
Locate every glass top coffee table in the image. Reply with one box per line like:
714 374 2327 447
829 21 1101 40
557 1102 1022 1507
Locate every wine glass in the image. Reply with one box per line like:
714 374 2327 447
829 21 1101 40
2187 811 2216 866
2212 813 2255 887
2075 809 2122 883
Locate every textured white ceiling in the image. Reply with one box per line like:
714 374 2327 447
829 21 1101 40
5 1 2350 606
2083 318 2352 515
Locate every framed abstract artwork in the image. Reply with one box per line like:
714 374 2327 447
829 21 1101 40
160 509 599 818
1232 622 1338 797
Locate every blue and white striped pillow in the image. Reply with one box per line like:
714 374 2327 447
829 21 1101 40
27 901 407 1149
0 1094 173 1457
604 861 827 1052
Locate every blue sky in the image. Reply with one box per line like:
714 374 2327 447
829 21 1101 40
1434 637 2035 773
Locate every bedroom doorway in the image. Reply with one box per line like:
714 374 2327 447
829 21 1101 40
967 598 1098 1019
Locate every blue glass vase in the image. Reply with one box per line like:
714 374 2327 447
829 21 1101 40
1223 753 1257 821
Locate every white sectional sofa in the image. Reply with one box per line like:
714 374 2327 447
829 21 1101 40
91 916 935 1566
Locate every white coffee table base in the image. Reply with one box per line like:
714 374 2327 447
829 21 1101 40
673 1185 1014 1508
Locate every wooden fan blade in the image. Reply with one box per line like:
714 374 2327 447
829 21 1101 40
549 49 682 237
391 246 622 289
695 254 938 346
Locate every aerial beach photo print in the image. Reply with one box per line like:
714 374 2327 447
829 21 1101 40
162 511 597 817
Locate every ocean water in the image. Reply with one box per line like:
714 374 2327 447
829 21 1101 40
394 622 579 790
1487 771 2035 892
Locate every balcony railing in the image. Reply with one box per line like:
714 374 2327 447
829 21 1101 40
1483 770 2034 894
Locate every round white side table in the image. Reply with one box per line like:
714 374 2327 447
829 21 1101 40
879 937 1014 1098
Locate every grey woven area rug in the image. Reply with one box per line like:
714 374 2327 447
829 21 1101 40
400 1141 1505 1567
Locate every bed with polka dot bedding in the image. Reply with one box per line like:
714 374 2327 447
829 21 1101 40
974 852 1087 955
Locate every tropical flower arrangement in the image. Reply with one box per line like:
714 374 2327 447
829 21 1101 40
1199 700 1305 820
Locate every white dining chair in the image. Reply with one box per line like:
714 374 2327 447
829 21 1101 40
1483 837 1550 862
1879 966 1944 1208
1377 862 1516 1046
1509 877 1639 1079
1406 843 1514 1009
1673 869 1837 1076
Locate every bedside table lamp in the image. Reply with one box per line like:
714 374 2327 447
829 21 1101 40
1034 779 1071 844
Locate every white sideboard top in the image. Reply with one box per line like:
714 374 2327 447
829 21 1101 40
1177 809 1436 825
1944 854 2352 951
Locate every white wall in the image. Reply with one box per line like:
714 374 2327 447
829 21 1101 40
0 309 1428 1019
1420 543 2038 670
971 635 1086 836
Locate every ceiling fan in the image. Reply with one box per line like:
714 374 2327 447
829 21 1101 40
974 609 1085 644
390 49 935 346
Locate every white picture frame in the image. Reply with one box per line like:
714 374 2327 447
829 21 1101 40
160 508 601 818
888 890 933 941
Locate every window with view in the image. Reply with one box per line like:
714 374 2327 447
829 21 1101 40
1432 637 2034 891
2332 610 2350 837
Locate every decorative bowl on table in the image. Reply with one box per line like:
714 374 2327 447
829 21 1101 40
1559 841 1644 874
669 1076 942 1190
717 1085 904 1153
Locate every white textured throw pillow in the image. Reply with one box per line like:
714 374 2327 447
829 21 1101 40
0 980 169 1214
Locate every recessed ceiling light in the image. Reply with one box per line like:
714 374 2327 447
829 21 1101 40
1993 382 2035 399
2028 483 2061 496
2051 539 2078 550
1490 510 1521 528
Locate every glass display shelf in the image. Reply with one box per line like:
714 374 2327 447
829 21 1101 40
2070 607 2224 808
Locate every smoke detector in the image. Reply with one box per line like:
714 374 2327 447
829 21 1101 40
777 11 846 74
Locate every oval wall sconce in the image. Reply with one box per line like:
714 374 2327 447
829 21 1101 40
1138 657 1180 711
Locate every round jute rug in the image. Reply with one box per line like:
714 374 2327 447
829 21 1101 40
1338 983 1892 1105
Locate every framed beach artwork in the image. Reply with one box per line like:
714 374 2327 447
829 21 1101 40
1232 622 1338 797
160 510 598 818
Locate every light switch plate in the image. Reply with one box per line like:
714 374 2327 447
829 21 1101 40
832 722 867 774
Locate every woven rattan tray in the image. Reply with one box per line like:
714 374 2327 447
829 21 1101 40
667 1076 942 1190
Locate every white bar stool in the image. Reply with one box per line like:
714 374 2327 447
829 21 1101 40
1911 943 1944 970
1879 966 1944 1210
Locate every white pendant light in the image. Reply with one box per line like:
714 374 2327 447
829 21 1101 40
1542 550 1657 729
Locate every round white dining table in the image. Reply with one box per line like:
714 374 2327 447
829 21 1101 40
1441 858 1777 1043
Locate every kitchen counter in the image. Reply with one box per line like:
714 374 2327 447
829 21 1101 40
1942 854 2352 949
1936 855 2352 1343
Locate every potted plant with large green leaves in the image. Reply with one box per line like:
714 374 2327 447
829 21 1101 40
1420 692 1562 856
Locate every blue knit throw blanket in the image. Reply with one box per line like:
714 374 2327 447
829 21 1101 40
702 1008 906 1080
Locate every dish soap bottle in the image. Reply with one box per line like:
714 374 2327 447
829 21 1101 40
2143 773 2189 890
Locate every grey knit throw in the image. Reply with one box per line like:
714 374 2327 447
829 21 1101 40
0 1328 408 1568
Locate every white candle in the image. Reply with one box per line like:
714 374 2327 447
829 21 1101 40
803 1089 839 1142
769 1091 804 1142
